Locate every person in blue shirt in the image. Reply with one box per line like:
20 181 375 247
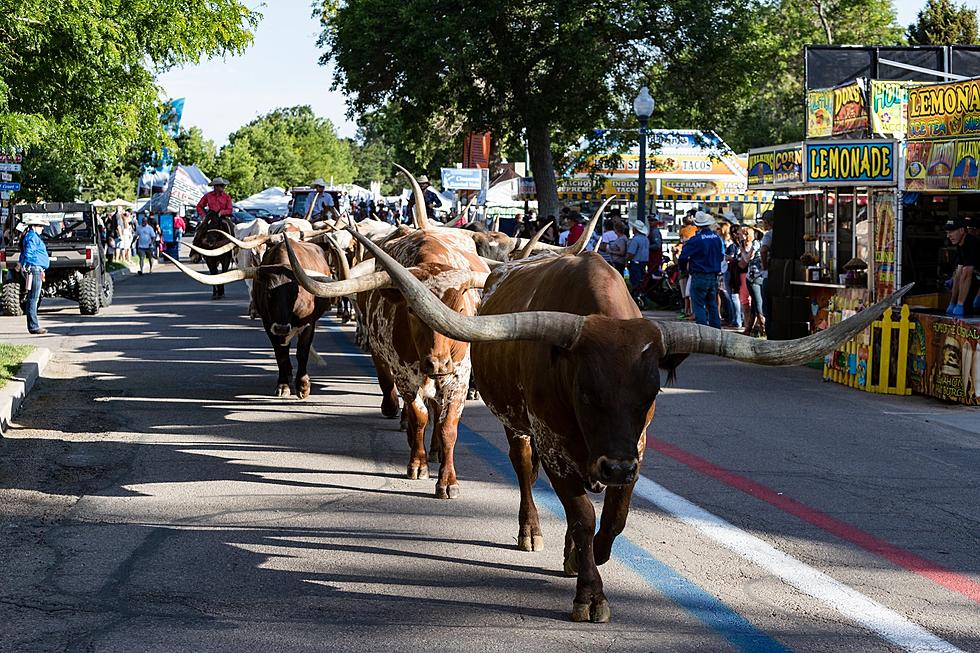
306 178 337 221
407 175 441 223
678 211 724 328
15 215 51 335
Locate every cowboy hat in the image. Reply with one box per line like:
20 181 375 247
21 215 47 227
693 211 715 227
631 220 649 235
417 175 430 185
311 178 327 188
210 177 229 186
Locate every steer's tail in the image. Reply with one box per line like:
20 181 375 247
309 347 326 368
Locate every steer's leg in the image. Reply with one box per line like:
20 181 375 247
593 480 637 566
294 324 314 400
507 428 543 551
370 352 399 418
405 389 430 480
547 469 610 623
267 330 292 397
431 399 461 499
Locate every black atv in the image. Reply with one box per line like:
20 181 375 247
1 203 113 316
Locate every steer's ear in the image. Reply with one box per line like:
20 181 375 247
658 353 688 385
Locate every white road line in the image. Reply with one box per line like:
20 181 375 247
634 476 966 653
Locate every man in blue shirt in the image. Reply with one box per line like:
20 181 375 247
678 211 724 328
15 215 51 335
407 175 441 223
306 178 337 221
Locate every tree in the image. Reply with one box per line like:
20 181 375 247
320 0 690 219
215 106 356 197
909 0 979 44
0 1 257 199
175 127 218 177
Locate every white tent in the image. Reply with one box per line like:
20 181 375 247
485 177 535 209
237 186 289 216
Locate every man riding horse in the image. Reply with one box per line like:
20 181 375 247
193 177 236 299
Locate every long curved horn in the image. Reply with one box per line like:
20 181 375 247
163 253 254 285
284 237 394 297
347 229 584 348
514 222 552 260
491 214 500 232
566 195 616 256
480 256 504 269
656 283 914 365
188 242 236 257
210 230 271 250
323 233 351 280
393 163 430 230
349 259 378 278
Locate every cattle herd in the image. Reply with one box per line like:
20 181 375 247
170 166 911 623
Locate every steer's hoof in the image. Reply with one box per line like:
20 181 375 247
517 534 544 552
296 377 311 400
563 549 579 577
571 599 610 623
381 399 399 418
435 483 460 499
407 463 429 480
275 384 291 398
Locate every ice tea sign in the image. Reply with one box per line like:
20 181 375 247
907 78 980 140
804 140 896 186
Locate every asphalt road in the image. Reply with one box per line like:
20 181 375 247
0 263 977 653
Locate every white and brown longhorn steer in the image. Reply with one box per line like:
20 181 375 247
351 227 912 624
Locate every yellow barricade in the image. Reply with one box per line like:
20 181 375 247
822 303 912 396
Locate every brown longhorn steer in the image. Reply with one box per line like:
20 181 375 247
286 166 490 499
167 238 344 399
350 229 912 623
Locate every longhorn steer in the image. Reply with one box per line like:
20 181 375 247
287 166 490 499
351 229 913 623
190 211 236 299
168 239 342 399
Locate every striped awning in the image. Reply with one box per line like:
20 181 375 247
558 191 773 203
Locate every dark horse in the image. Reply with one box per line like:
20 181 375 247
192 210 236 299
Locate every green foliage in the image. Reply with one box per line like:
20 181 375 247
0 343 33 390
174 127 218 177
215 106 356 197
908 0 979 44
0 1 258 199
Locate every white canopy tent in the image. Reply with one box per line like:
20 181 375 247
236 186 289 216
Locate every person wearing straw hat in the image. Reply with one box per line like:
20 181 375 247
625 219 650 294
678 211 724 328
15 215 50 335
305 178 337 221
195 177 234 221
406 174 440 223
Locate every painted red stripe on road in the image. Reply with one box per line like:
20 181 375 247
649 438 980 605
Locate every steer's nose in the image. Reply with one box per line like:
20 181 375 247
594 456 639 485
422 355 455 377
270 323 291 337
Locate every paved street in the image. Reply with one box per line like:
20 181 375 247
0 264 978 653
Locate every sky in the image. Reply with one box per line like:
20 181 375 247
159 0 979 147
157 0 355 146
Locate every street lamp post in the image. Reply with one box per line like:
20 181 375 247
633 87 655 225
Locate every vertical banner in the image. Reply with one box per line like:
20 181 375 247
873 191 897 299
951 140 980 190
869 81 906 138
926 141 955 190
832 80 868 135
806 89 834 138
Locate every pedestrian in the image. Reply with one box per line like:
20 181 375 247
647 215 664 278
607 221 629 274
407 175 441 223
739 224 766 337
566 212 586 246
677 214 698 319
626 219 650 289
136 216 157 274
759 210 774 325
716 217 741 328
16 215 50 335
598 218 617 264
678 211 724 328
173 213 186 259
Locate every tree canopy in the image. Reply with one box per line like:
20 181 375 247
215 106 356 198
1 0 258 200
908 0 979 45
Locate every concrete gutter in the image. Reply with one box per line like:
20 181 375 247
0 347 50 437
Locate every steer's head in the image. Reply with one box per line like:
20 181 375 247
387 262 478 378
564 317 682 490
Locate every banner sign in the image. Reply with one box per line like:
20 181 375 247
910 313 980 405
0 151 23 164
747 149 774 187
804 140 896 186
441 167 483 190
873 191 897 298
517 177 536 199
832 80 868 135
806 89 834 138
904 138 980 191
0 172 11 182
0 181 21 192
161 166 208 214
907 78 980 140
773 145 803 184
659 178 744 197
0 163 21 173
869 80 907 138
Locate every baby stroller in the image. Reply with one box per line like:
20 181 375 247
633 260 682 310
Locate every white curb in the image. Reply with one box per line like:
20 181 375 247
0 347 51 436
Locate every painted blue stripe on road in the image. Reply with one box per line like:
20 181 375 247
322 322 791 653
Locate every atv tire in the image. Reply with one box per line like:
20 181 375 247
1 281 23 317
79 270 101 315
101 273 114 307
